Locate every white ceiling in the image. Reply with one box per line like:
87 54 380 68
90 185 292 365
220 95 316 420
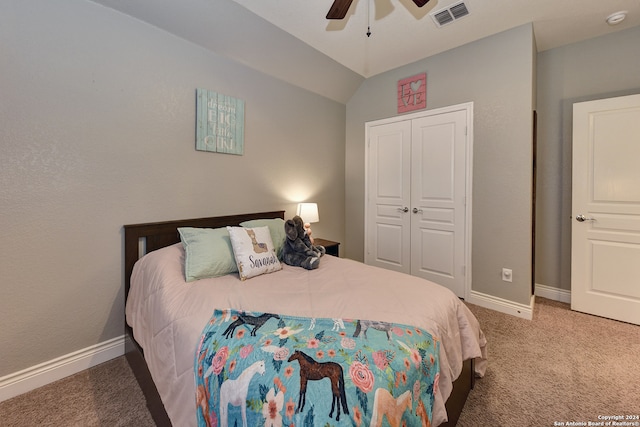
90 0 640 103
232 0 640 77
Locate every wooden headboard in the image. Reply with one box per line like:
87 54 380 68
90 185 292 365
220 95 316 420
122 211 284 425
123 210 286 299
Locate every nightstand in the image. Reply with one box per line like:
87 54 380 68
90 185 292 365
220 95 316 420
314 238 340 257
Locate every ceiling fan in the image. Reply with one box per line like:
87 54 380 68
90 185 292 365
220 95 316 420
327 0 431 19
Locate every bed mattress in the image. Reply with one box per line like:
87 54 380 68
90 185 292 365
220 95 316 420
126 243 487 426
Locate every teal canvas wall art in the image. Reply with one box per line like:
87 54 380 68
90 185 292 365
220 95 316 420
196 89 245 155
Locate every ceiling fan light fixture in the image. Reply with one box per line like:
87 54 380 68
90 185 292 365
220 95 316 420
606 11 627 26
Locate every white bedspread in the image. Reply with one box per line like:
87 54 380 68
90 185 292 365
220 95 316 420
126 243 487 426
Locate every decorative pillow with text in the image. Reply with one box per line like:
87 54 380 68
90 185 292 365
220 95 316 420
226 226 282 280
240 218 286 260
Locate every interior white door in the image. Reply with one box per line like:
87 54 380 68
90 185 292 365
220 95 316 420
572 94 640 326
366 120 412 273
411 111 467 296
366 105 471 298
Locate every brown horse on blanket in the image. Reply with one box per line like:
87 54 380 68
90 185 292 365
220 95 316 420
416 398 432 427
287 350 349 421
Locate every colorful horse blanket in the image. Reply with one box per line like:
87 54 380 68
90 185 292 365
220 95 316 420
195 309 440 427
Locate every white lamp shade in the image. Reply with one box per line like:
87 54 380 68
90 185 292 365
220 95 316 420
297 203 319 223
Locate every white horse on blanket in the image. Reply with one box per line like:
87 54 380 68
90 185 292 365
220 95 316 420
308 318 345 331
219 360 266 427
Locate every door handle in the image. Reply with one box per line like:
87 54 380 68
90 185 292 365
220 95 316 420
575 214 595 222
412 208 423 214
397 207 409 213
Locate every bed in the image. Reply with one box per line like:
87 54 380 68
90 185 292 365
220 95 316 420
123 210 487 427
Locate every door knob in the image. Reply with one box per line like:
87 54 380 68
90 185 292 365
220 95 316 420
412 208 423 214
575 214 595 222
397 207 409 213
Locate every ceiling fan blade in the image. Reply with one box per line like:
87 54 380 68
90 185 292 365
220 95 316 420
326 0 354 19
412 0 431 7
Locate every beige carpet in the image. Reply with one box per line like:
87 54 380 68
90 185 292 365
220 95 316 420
0 356 155 427
458 298 640 426
1 298 638 426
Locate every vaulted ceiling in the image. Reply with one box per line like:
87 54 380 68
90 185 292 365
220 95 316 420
91 0 640 103
233 0 640 77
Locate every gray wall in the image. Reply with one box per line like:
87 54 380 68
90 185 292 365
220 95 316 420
535 25 640 291
0 0 346 376
3 0 638 383
345 24 536 306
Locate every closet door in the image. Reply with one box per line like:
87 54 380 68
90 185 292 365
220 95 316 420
365 103 472 298
411 110 467 297
366 120 412 273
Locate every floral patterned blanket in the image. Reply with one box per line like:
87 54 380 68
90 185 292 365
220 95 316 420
195 309 440 427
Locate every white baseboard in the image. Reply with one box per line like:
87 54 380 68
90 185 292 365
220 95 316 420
535 283 571 304
467 290 535 320
0 335 125 403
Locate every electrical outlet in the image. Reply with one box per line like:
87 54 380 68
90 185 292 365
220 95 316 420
501 268 513 282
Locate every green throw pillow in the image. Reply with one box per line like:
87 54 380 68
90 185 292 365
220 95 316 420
178 227 238 282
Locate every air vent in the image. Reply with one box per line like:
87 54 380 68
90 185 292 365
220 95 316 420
431 1 470 27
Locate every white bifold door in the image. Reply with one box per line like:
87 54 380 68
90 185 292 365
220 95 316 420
572 94 640 325
365 104 472 298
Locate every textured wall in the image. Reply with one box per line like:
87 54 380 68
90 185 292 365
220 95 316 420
346 25 536 306
0 0 345 376
535 25 640 291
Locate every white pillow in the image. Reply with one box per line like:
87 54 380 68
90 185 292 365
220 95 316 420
226 226 282 280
